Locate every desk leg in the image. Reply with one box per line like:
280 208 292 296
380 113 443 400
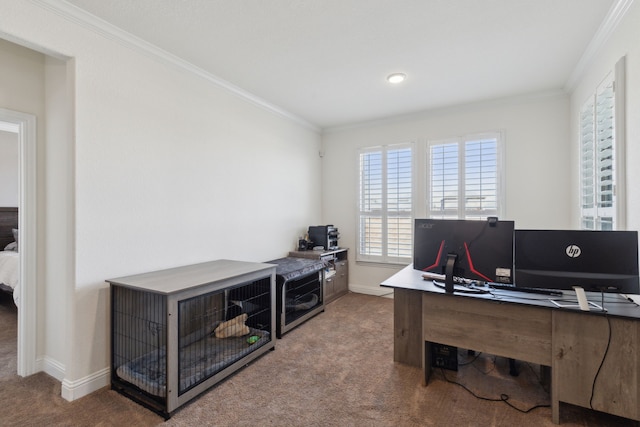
551 368 559 424
422 341 432 386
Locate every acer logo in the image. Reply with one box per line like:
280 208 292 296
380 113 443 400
418 223 435 229
565 245 581 258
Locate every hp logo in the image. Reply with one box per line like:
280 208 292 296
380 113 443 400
566 245 581 258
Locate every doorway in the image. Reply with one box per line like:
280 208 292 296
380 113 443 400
0 110 37 376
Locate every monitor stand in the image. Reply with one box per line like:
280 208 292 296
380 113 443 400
444 253 457 293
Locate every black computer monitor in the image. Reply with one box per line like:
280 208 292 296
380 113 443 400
514 229 640 295
414 218 514 292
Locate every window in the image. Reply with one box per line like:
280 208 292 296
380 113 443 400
428 133 503 220
356 132 505 265
580 57 626 230
358 144 413 263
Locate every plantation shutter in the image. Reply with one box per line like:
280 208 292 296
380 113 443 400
581 78 615 230
580 57 626 230
387 148 413 259
359 149 383 257
580 98 596 229
465 138 499 219
357 144 413 263
430 142 459 219
428 134 501 219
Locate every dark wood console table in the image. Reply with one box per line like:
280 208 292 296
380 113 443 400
382 265 640 424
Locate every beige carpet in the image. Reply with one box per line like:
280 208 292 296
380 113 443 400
0 291 635 426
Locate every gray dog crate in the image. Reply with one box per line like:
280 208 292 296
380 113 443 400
107 259 276 418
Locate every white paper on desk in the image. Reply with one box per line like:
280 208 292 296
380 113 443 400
574 286 590 311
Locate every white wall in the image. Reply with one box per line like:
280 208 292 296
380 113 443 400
1 1 321 397
322 94 571 294
0 130 18 206
569 0 640 231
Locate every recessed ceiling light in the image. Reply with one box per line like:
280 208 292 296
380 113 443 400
387 73 406 84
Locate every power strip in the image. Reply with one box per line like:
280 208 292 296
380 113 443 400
430 342 458 371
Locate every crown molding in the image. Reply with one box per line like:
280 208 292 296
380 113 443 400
31 0 321 133
323 89 568 134
564 0 634 91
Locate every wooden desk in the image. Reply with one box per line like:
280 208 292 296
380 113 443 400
382 265 640 424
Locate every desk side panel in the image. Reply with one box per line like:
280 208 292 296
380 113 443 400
393 288 423 368
422 294 552 366
552 311 639 421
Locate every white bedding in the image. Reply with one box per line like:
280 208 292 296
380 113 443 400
0 251 19 304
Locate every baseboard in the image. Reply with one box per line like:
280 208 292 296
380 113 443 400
34 357 110 402
349 284 394 298
61 367 110 401
36 355 66 382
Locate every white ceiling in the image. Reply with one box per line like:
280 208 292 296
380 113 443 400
62 0 619 130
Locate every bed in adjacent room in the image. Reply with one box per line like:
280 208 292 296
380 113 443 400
0 207 19 304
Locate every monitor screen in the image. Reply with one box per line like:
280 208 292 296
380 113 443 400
414 218 514 284
514 229 640 294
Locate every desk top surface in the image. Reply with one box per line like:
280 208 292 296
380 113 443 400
382 264 640 320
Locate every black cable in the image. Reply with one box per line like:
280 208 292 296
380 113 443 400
432 280 490 294
617 294 640 306
439 367 550 413
524 361 542 382
523 361 550 394
458 350 483 366
589 314 612 410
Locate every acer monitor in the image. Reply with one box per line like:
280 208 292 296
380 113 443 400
414 218 515 292
514 229 640 295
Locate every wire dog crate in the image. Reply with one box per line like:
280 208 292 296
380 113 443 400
108 259 276 418
268 257 325 337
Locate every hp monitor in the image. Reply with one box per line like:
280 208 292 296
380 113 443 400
514 229 640 295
